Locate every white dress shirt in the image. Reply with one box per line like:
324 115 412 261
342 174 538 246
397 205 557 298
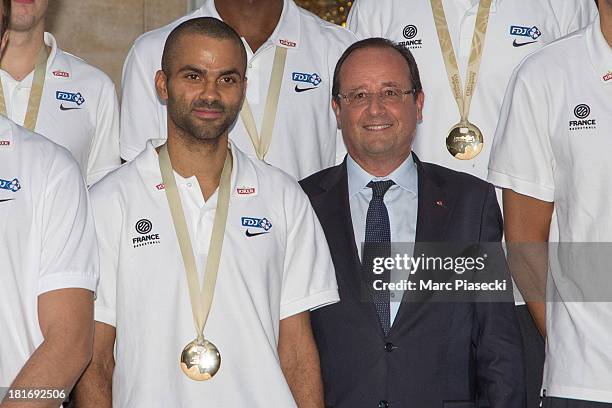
347 154 418 324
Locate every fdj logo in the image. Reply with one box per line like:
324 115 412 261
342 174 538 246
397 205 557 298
510 25 541 40
0 178 21 192
56 91 85 105
292 72 322 86
569 104 597 130
241 217 272 231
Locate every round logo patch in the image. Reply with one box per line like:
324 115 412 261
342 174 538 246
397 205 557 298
574 104 590 119
403 25 418 40
135 219 153 235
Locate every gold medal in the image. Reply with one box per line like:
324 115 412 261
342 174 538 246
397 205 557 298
180 336 221 381
430 0 492 160
159 144 233 381
446 121 484 160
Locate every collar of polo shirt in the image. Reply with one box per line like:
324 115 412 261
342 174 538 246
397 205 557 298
145 139 260 202
198 0 301 49
586 14 612 84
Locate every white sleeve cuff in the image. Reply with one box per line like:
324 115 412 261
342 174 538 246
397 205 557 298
37 273 98 296
94 305 116 327
488 169 554 202
280 288 340 320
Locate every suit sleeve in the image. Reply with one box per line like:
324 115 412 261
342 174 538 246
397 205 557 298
475 184 525 408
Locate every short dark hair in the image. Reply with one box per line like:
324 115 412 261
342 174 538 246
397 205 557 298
161 17 247 75
332 38 423 102
1 0 10 39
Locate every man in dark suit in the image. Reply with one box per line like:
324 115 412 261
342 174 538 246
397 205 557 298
300 38 524 408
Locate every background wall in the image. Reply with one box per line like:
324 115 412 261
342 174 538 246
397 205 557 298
46 0 190 91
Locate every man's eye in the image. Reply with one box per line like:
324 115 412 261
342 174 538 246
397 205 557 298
219 76 237 84
353 92 368 100
185 73 200 80
383 88 399 97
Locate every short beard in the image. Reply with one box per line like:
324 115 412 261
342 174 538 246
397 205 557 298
168 98 240 145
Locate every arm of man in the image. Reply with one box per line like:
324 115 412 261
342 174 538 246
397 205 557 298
476 184 525 408
1 289 93 408
278 311 324 408
72 322 115 408
503 189 553 337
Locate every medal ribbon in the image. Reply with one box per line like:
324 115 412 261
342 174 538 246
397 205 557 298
239 46 287 160
0 45 48 131
430 0 491 123
159 143 232 340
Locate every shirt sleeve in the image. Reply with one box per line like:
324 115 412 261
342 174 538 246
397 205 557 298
120 43 163 161
280 183 339 320
558 0 598 35
90 182 122 327
488 66 555 202
87 74 121 186
38 150 99 296
346 0 391 39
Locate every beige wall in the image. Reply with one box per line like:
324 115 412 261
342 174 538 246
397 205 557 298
46 0 190 92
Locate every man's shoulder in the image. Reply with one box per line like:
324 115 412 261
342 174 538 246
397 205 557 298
299 163 343 197
53 48 115 89
420 160 492 194
297 6 357 44
131 8 204 56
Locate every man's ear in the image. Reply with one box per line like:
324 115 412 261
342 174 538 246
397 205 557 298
415 91 425 122
155 70 169 103
0 31 9 56
332 98 342 130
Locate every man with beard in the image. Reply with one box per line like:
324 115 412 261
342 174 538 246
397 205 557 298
74 17 338 408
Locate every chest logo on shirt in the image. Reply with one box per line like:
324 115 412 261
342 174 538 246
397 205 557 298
292 72 322 93
132 218 161 248
241 216 272 237
0 178 21 193
603 72 612 82
0 140 10 147
399 24 423 49
56 91 85 111
52 70 70 78
510 25 541 47
569 104 597 131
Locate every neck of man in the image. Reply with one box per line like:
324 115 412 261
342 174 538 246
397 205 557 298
215 0 283 52
166 126 229 202
0 23 46 81
351 152 411 178
600 0 612 47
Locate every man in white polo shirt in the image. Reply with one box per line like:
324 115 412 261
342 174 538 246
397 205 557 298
0 0 120 185
120 0 356 180
347 2 598 406
75 18 338 407
488 0 612 405
0 2 99 405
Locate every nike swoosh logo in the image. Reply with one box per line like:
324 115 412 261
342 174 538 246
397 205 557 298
294 85 317 93
512 39 537 47
245 230 270 237
0 198 15 203
59 104 82 111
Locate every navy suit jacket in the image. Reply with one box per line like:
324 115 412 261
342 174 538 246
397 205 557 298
300 154 525 408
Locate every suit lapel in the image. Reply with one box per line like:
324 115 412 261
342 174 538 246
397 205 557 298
314 162 383 335
391 155 455 333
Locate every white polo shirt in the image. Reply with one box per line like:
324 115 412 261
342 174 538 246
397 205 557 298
347 0 597 181
488 16 612 403
91 140 339 407
0 32 121 185
120 0 356 179
0 116 99 387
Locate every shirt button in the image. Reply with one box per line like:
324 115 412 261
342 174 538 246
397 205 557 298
378 400 389 408
186 182 192 188
384 342 394 352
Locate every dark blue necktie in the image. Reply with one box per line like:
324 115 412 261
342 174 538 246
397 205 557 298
363 180 394 336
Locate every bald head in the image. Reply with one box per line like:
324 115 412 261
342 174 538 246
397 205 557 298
161 17 247 76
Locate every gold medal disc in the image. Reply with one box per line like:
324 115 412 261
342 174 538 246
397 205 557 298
180 337 221 381
446 121 484 160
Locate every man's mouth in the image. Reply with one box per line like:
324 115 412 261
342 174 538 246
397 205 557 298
363 124 392 131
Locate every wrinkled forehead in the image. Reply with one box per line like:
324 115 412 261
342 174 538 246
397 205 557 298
339 47 413 90
168 33 247 76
